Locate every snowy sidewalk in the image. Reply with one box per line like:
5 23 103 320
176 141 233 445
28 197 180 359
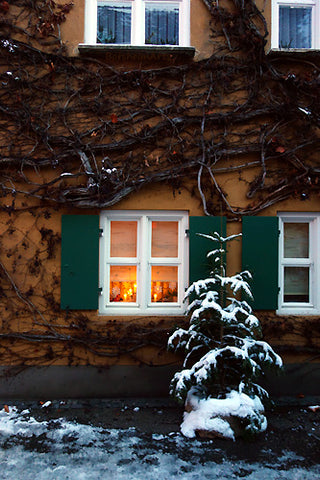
0 399 319 479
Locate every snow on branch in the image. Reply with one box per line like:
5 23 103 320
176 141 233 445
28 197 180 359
215 271 253 298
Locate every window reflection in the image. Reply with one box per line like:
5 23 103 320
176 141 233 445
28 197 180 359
284 223 309 258
145 3 179 45
97 2 132 44
284 267 309 303
279 6 312 49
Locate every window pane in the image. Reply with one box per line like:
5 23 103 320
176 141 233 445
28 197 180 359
97 3 131 44
284 223 309 258
284 267 309 303
152 221 178 257
145 3 179 45
110 265 137 302
151 266 178 302
279 7 312 48
110 221 137 257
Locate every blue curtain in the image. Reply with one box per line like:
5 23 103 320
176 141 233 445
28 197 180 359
97 4 131 44
145 4 179 45
279 7 312 48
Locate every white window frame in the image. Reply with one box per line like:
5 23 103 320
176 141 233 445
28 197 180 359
271 0 320 50
84 0 190 47
99 210 189 315
277 212 320 315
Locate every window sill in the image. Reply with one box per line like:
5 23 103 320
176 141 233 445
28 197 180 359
98 310 186 316
78 44 195 60
277 308 319 316
267 48 320 59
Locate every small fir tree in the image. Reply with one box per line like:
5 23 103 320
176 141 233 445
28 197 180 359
168 232 282 439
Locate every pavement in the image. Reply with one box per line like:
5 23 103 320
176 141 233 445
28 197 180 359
1 396 319 453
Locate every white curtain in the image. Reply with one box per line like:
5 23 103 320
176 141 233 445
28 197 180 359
97 4 131 44
145 4 179 45
279 7 312 48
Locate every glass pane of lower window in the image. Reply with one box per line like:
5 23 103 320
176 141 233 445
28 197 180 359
145 3 179 45
284 223 309 258
151 266 178 302
284 267 309 303
110 221 137 257
152 221 178 257
97 3 131 44
279 7 312 49
110 265 137 302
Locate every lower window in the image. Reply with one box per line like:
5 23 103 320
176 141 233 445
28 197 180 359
99 210 188 315
278 213 320 314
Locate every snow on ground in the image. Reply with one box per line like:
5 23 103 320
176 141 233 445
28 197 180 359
181 390 266 439
0 406 319 480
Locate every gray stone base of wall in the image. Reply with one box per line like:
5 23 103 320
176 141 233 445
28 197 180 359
0 363 319 400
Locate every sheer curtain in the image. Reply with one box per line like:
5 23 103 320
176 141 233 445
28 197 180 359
279 6 312 48
145 3 179 45
97 3 131 44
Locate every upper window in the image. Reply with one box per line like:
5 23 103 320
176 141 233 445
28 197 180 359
84 0 190 46
272 0 320 49
278 213 320 314
99 210 188 315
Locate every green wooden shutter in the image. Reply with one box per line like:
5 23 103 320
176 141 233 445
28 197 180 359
61 215 100 310
242 216 279 310
189 216 226 284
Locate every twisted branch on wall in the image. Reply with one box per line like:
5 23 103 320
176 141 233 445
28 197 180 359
0 0 319 366
1 0 319 215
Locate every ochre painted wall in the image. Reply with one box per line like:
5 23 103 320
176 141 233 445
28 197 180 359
1 0 319 373
1 164 319 368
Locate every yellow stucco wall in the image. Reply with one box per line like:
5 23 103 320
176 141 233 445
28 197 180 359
1 164 319 367
1 0 319 372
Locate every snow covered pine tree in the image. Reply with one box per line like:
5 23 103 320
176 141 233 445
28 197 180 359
168 232 282 440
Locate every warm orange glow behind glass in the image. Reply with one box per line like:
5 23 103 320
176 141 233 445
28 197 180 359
110 265 137 302
151 266 178 302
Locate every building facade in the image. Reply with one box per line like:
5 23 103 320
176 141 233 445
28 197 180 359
0 0 319 398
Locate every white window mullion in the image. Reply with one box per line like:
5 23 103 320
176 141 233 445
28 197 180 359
131 0 145 45
178 214 188 304
179 0 190 46
278 218 285 307
312 1 320 48
271 1 280 49
85 0 98 43
139 215 149 309
309 217 316 308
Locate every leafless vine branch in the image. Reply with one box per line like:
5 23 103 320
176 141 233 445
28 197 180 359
0 0 319 366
